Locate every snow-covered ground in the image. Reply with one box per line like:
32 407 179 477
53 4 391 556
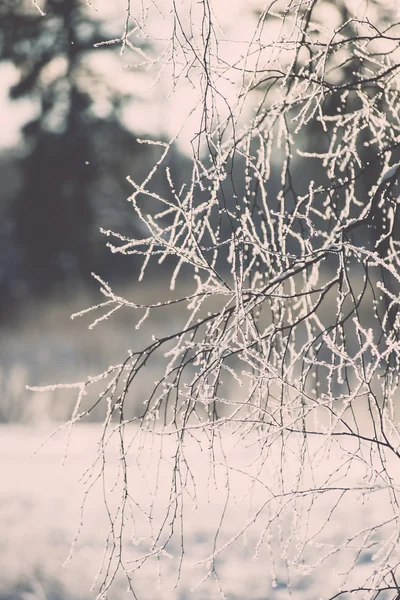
1 281 398 600
2 422 399 600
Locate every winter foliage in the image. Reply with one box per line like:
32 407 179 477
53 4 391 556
29 0 400 598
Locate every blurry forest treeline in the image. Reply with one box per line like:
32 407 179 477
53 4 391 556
2 0 396 324
0 0 194 322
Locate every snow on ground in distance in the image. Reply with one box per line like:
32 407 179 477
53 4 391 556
1 422 398 599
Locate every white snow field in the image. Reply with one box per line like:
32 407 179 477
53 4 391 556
1 421 399 600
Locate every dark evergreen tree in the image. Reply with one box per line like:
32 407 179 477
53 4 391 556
0 0 143 309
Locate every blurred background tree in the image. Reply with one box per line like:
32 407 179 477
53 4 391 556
0 0 174 319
